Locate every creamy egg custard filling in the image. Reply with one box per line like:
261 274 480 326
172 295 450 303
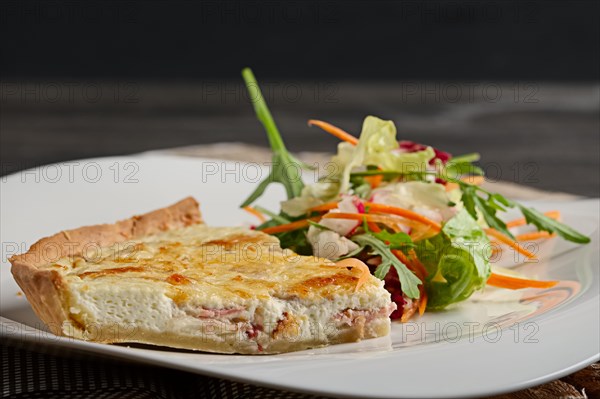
11 198 395 354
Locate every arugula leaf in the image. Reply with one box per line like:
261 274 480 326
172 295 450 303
490 193 512 208
473 193 513 238
351 233 422 299
240 68 307 207
443 153 483 179
517 205 590 244
443 162 484 179
447 153 480 164
460 182 514 238
372 230 415 250
428 152 481 181
459 182 589 244
460 184 477 218
373 261 391 280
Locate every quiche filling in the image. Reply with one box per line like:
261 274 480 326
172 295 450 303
46 224 394 353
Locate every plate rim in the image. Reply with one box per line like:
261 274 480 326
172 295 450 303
1 153 599 398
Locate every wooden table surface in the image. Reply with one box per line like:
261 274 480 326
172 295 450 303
1 81 599 196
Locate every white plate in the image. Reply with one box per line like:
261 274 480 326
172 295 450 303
1 153 598 398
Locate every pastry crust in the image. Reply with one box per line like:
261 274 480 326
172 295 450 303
10 197 393 354
10 197 202 336
59 316 391 355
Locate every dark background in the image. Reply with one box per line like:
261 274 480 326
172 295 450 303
2 1 599 80
1 0 599 195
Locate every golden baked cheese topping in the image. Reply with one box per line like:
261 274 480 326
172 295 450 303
48 225 370 306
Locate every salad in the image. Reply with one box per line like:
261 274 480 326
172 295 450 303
239 68 590 322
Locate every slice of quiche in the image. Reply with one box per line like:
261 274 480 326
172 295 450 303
10 197 395 354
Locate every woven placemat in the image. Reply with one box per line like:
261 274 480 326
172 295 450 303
2 144 593 399
1 339 325 399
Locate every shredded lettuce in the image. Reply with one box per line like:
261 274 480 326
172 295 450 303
414 208 491 309
280 181 339 217
338 116 435 194
280 116 436 216
238 69 590 320
371 181 456 221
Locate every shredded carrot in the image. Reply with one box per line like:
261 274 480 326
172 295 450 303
365 174 384 188
516 231 555 241
394 248 428 321
334 258 371 292
484 228 537 259
392 248 428 317
367 229 428 316
506 211 560 228
408 225 437 242
367 222 382 232
418 287 428 316
259 217 320 235
392 249 426 284
322 212 409 232
487 272 558 289
461 175 484 186
364 202 442 232
408 249 428 279
307 120 359 145
400 301 418 322
308 202 339 213
444 182 458 192
321 212 366 222
391 249 410 265
243 206 266 223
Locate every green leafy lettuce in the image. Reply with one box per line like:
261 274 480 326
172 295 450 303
414 208 491 309
280 116 435 216
280 181 339 217
338 116 435 194
369 180 456 221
